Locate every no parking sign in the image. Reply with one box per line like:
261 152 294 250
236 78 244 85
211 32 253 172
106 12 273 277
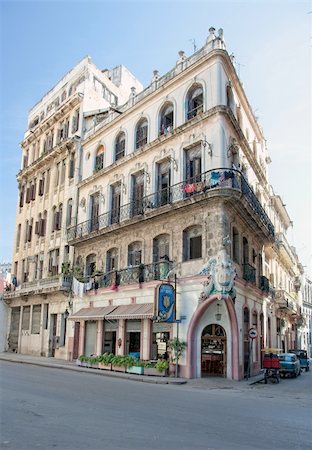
248 328 258 339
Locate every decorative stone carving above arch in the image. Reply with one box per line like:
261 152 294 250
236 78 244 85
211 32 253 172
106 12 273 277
199 248 236 301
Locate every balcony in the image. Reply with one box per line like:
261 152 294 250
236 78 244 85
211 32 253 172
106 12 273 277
275 232 296 267
275 289 298 314
243 264 256 284
3 275 72 300
67 168 275 245
91 261 173 291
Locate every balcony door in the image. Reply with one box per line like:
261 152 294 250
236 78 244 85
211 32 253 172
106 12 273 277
157 160 171 206
111 183 121 224
132 172 144 217
90 193 100 231
185 146 202 184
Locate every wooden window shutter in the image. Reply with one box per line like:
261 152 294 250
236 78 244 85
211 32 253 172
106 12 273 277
69 158 74 178
55 211 60 230
27 224 32 242
26 188 30 203
39 179 43 196
32 182 36 200
19 189 24 207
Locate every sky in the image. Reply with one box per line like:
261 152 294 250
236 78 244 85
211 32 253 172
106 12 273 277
0 0 311 275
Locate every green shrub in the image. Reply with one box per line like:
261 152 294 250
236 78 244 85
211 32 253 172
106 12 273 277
155 359 169 373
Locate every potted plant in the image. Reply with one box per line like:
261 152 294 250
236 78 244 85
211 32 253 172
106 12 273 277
127 358 144 375
98 353 113 370
77 355 88 367
88 355 99 369
155 359 169 376
111 355 128 372
143 361 158 376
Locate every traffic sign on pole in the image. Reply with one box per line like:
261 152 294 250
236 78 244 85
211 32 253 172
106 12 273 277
248 328 258 339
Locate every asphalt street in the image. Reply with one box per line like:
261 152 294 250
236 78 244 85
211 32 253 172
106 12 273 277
1 361 311 450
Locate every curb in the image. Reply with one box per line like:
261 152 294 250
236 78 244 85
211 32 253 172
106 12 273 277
0 356 187 385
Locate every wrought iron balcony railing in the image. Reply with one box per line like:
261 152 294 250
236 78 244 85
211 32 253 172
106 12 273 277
243 263 256 284
67 168 275 242
94 261 173 290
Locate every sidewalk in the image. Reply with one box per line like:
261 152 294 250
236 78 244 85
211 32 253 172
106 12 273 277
0 352 264 388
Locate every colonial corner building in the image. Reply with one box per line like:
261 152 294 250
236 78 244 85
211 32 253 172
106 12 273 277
4 28 309 380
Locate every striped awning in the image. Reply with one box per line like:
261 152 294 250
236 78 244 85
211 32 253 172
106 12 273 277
69 305 117 321
106 303 154 320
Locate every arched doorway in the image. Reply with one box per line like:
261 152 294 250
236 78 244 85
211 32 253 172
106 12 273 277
201 324 226 377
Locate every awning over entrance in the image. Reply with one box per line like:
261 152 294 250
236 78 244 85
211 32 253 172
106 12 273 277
69 305 117 321
106 303 154 320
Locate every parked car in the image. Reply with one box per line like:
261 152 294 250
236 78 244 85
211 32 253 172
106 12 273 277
278 353 301 378
289 349 310 372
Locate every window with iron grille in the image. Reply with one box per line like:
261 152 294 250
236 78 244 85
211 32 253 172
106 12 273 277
135 119 148 149
186 84 203 120
183 226 202 261
115 132 126 161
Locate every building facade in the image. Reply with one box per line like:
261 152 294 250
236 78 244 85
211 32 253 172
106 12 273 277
4 28 306 380
4 56 142 358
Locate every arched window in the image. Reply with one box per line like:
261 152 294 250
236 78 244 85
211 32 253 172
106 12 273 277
159 102 174 135
66 198 73 227
86 253 96 276
128 241 142 266
135 118 148 149
183 225 202 261
115 132 126 161
153 234 170 263
232 227 240 263
106 248 118 272
186 84 203 120
95 145 104 171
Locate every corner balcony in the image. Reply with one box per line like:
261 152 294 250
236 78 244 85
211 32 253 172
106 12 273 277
3 275 72 301
275 289 298 315
67 168 275 245
275 232 296 267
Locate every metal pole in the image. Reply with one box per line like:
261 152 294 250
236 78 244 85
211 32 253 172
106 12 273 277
175 320 179 378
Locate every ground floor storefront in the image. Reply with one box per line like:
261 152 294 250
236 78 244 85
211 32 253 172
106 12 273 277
5 278 277 380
